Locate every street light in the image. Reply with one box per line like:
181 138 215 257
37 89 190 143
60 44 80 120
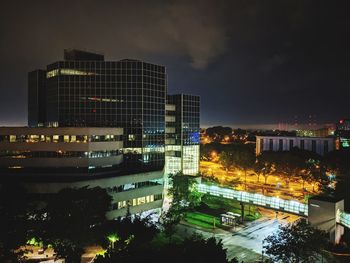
107 233 119 249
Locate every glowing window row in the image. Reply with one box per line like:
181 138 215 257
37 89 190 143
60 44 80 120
113 194 163 210
1 134 122 143
0 150 122 158
47 69 97 78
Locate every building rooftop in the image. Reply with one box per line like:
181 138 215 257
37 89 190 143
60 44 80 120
64 49 104 61
309 195 343 203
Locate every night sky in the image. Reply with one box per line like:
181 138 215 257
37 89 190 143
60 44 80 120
1 0 350 128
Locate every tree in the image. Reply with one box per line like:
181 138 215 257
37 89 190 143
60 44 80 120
273 151 305 188
95 233 237 263
206 126 232 142
0 184 31 262
163 172 202 239
263 219 328 263
34 187 111 263
168 172 202 210
323 149 350 201
230 146 256 190
219 151 234 172
256 151 275 185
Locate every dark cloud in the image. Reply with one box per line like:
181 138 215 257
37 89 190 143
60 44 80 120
0 0 350 127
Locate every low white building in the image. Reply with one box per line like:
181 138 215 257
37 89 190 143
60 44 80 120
256 135 335 156
0 127 164 219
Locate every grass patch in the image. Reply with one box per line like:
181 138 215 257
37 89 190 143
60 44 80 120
197 195 261 222
184 211 221 229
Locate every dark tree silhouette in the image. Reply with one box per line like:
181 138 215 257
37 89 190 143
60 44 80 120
263 219 328 263
33 186 111 263
0 184 31 262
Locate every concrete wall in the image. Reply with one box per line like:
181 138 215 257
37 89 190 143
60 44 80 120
0 155 123 168
308 198 344 244
0 141 123 152
106 200 163 219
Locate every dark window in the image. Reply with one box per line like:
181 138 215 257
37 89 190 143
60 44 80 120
269 139 273 151
260 139 264 152
300 140 305 150
289 140 294 150
312 140 316 152
279 139 283 151
324 140 329 154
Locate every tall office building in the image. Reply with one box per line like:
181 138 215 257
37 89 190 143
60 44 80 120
22 49 200 218
29 49 167 170
165 94 200 180
28 70 46 127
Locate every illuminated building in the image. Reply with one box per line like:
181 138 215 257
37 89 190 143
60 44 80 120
256 135 335 156
0 127 123 173
164 94 200 187
0 127 164 218
30 49 167 171
21 49 200 217
337 119 350 131
296 127 335 138
335 119 350 148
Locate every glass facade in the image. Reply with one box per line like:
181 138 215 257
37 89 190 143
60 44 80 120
39 54 167 170
165 94 200 179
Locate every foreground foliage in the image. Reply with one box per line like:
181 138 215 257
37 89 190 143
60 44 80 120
263 219 329 263
96 232 237 263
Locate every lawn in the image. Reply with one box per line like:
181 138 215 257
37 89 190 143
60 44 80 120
197 194 261 222
182 195 261 230
184 211 222 229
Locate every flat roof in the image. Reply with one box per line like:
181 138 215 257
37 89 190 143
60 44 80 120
0 127 123 135
309 195 343 203
256 135 334 140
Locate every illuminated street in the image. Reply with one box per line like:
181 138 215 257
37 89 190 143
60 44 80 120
177 208 300 262
201 161 319 201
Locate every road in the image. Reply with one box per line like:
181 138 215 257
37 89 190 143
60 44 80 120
177 208 300 262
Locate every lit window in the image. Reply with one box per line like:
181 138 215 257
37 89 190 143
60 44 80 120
46 69 59 78
53 135 59 143
60 68 96 76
